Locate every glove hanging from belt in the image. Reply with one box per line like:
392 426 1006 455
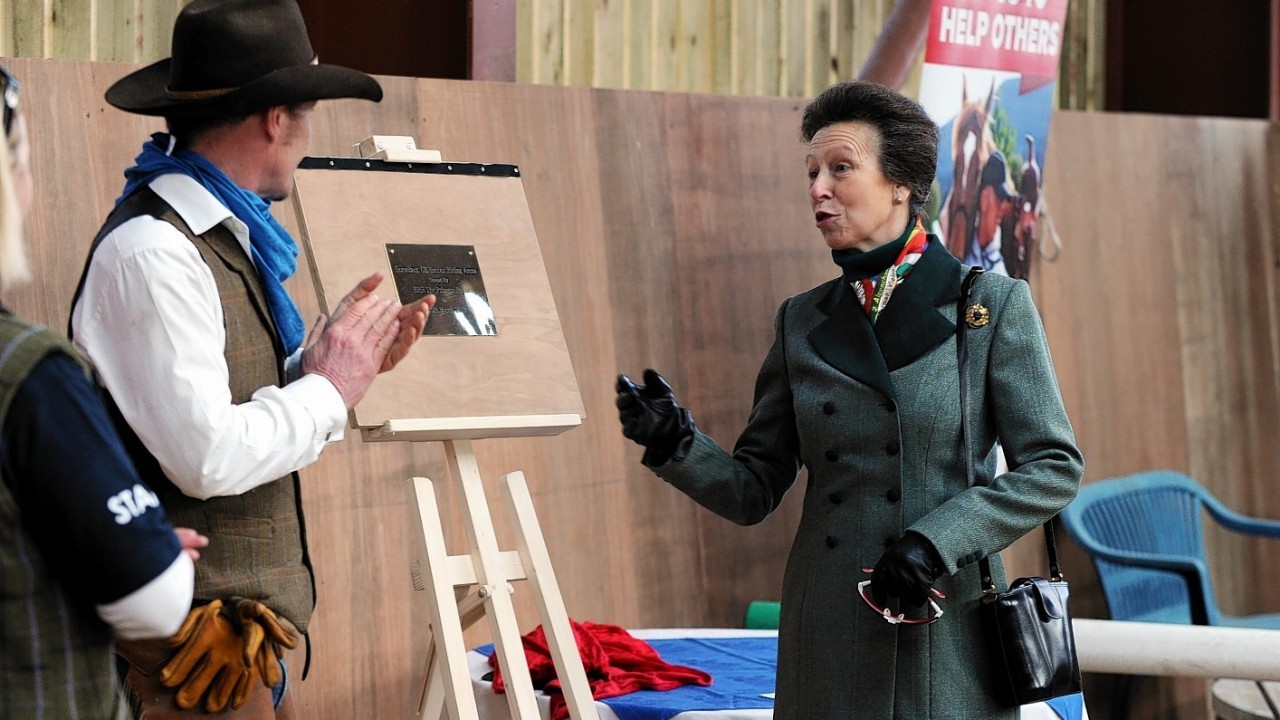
158 597 301 712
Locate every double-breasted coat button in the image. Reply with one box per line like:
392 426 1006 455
825 450 838 462
825 536 837 548
885 440 900 456
828 492 842 504
822 402 835 415
885 488 901 502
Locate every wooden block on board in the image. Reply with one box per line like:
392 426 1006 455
292 158 585 440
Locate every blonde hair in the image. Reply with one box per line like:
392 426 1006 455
0 120 32 291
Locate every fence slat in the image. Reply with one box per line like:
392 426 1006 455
49 0 93 60
594 0 626 88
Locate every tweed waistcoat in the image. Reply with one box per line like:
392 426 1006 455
0 316 126 719
71 186 315 631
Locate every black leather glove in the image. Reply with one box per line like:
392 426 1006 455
615 369 697 464
870 532 945 609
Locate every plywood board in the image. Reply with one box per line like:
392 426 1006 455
292 160 584 439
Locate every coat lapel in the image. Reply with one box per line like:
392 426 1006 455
807 238 970 397
808 278 895 399
874 239 967 371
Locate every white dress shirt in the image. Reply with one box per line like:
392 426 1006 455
97 552 195 640
71 173 346 500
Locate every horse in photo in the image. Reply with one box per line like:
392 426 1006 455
942 76 997 260
1004 134 1042 280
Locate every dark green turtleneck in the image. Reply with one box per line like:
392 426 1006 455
830 217 917 281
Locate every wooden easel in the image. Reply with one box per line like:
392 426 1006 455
291 151 598 720
411 438 597 720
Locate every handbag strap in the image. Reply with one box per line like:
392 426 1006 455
955 267 1064 596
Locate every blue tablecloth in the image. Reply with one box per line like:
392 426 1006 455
599 638 776 720
478 636 1083 720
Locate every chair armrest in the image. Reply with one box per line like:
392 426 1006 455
1085 547 1214 624
1204 503 1280 538
1085 546 1207 576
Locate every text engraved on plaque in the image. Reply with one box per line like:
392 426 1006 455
386 244 497 337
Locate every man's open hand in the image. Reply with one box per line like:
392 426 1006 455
301 273 402 408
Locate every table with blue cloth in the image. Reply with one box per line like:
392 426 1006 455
468 629 1086 720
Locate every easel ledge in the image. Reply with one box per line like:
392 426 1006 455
364 414 584 442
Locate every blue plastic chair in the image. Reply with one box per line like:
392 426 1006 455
1060 470 1280 628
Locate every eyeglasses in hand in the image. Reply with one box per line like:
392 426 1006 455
857 573 945 626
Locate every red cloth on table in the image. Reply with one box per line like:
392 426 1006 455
488 620 712 720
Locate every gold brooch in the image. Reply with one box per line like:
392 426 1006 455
964 304 990 329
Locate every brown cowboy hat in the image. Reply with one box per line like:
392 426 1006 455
105 0 382 117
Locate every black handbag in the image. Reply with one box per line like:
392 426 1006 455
957 267 1083 707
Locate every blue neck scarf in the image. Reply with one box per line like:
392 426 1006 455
116 133 305 356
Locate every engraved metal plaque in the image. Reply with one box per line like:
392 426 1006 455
386 244 497 336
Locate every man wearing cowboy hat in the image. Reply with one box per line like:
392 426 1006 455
68 0 432 717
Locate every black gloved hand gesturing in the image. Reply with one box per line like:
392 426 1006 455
870 531 945 609
615 369 697 463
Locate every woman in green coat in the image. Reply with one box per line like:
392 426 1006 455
616 81 1083 719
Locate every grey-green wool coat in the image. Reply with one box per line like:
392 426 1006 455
650 240 1083 719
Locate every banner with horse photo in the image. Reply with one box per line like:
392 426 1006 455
919 0 1069 281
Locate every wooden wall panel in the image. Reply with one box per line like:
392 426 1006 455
1039 111 1279 720
9 57 1280 720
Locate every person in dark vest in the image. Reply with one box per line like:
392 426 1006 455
67 1 433 717
0 63 206 720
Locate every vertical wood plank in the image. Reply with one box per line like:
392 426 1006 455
831 0 853 84
533 0 564 85
808 0 832 96
678 0 710 93
94 0 140 62
626 0 652 90
516 0 534 83
782 0 808 97
10 0 46 57
594 0 626 88
135 0 178 63
1272 0 1279 121
733 0 759 95
710 0 732 94
1085 0 1107 110
651 0 678 92
848 0 882 82
756 1 780 96
49 0 94 60
564 0 594 86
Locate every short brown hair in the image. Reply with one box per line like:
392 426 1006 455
165 102 311 151
801 82 938 218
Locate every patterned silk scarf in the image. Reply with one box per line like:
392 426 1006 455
848 218 928 323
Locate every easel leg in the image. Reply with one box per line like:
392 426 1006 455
413 477 482 720
412 445 597 720
501 472 600 720
419 643 445 720
418 589 491 720
446 440 541 720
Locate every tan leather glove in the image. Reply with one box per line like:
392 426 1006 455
230 597 300 690
158 599 257 712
